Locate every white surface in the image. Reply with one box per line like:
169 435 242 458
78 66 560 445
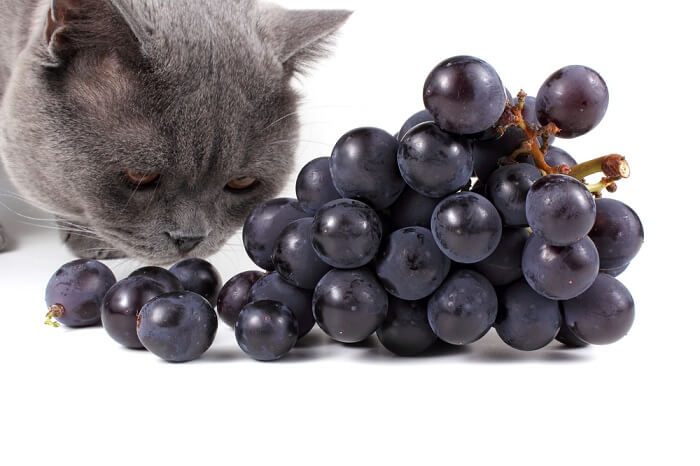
1 0 697 464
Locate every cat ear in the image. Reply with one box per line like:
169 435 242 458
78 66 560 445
259 7 353 73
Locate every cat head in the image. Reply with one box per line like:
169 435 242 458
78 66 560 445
1 0 350 263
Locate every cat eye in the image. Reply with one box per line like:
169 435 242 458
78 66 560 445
226 176 258 191
123 170 160 187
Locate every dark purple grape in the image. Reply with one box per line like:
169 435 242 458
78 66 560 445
562 274 634 345
295 157 341 214
273 218 332 290
312 268 388 343
536 65 609 138
427 270 498 345
169 258 221 306
101 277 167 349
555 315 589 348
423 56 506 134
235 300 298 361
242 198 310 271
329 127 405 209
522 235 599 300
377 297 436 356
544 146 576 168
589 198 644 269
217 271 264 328
600 263 629 277
431 192 502 264
375 227 451 301
397 122 474 198
473 228 530 287
397 109 433 141
472 126 527 180
249 272 314 338
526 175 596 246
487 163 542 227
495 280 561 351
311 199 382 269
388 187 442 231
45 259 116 328
128 266 184 293
137 291 218 363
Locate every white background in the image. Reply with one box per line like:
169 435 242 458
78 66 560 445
1 0 697 464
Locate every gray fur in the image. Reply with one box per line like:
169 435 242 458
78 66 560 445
0 0 350 262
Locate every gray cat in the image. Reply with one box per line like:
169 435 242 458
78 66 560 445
0 0 349 263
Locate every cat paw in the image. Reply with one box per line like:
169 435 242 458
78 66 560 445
61 230 127 260
0 223 8 252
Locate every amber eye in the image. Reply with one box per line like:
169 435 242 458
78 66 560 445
226 176 258 191
123 170 160 187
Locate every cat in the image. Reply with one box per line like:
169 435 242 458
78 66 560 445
0 0 350 263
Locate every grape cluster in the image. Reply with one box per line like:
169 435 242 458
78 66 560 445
44 55 643 362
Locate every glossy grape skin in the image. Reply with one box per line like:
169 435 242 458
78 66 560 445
397 122 474 198
375 227 451 301
311 199 383 269
242 198 310 271
329 127 405 209
216 271 264 328
377 297 436 356
522 235 599 300
526 175 596 246
169 258 222 306
312 268 389 343
487 163 542 227
137 292 218 363
45 259 116 328
128 266 184 293
544 146 576 168
249 272 314 338
101 277 167 349
431 192 502 264
388 187 442 231
472 126 527 180
295 157 341 214
423 56 506 135
473 228 530 287
601 263 629 277
273 218 332 290
562 274 635 345
555 315 589 348
427 270 498 345
495 280 561 351
536 65 609 138
397 109 433 141
589 199 644 269
235 300 298 361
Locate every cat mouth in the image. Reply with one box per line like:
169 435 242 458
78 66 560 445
98 229 216 264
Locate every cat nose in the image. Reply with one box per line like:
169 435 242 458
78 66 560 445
166 232 206 253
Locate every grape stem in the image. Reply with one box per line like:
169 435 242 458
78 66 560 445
45 304 64 328
567 154 630 180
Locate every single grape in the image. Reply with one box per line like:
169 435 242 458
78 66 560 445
128 266 184 293
487 163 542 227
249 272 314 338
562 274 635 345
388 187 442 231
217 271 264 328
589 198 644 269
273 218 332 290
235 300 299 361
311 199 383 269
101 277 167 349
495 279 561 351
329 127 405 209
427 270 498 345
377 297 436 356
375 227 451 301
522 235 599 300
397 122 474 198
526 174 596 246
431 192 502 264
472 126 527 180
45 259 116 328
423 56 506 134
473 228 530 287
600 263 629 277
312 268 388 343
242 198 310 271
544 146 576 168
397 109 433 141
555 314 589 348
536 65 609 138
169 258 222 306
295 157 341 214
137 292 218 363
